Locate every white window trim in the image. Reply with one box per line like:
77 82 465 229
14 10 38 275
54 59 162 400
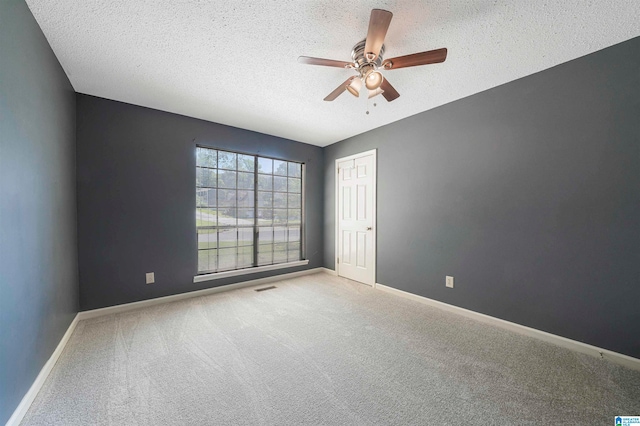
193 259 309 283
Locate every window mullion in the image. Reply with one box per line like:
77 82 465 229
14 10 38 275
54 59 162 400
301 164 305 260
285 172 289 260
216 162 219 272
253 155 259 267
236 157 239 270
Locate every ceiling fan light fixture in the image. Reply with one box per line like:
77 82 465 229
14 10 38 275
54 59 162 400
368 87 384 99
364 70 384 90
299 9 448 103
346 77 362 97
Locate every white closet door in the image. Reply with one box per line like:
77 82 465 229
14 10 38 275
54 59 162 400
337 152 375 286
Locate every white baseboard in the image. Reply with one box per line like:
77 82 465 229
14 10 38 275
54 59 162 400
376 283 640 372
320 267 337 276
78 267 325 320
6 314 80 426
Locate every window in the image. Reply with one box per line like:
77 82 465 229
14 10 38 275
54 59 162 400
196 146 304 275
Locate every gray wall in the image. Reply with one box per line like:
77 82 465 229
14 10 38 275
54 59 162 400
0 1 79 423
76 95 324 310
324 37 640 358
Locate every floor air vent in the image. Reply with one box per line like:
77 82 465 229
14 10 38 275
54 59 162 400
255 286 277 292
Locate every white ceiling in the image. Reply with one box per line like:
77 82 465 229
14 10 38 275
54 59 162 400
25 1 640 147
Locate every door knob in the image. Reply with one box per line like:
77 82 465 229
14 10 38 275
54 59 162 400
366 227 372 231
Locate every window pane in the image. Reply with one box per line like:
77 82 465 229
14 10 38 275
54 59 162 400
218 189 236 207
203 169 218 187
198 168 217 187
208 249 218 271
288 209 301 225
237 208 254 226
237 172 254 190
273 176 287 192
237 246 253 268
217 208 236 226
287 242 300 251
198 249 218 273
273 192 287 208
195 167 203 187
197 148 216 168
288 162 301 178
258 157 272 174
273 227 286 243
288 250 300 262
288 226 300 243
273 242 287 264
274 160 287 176
273 209 287 225
258 227 273 244
274 250 287 264
198 228 217 249
238 154 254 172
197 207 218 227
238 228 254 246
198 250 209 272
258 192 272 208
218 228 237 247
258 174 272 191
237 190 254 208
218 247 236 271
287 193 301 208
218 170 236 189
288 177 301 193
218 151 237 170
288 242 300 262
226 209 242 222
196 188 216 207
258 209 273 225
258 246 273 266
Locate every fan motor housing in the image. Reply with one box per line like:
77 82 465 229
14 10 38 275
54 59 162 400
351 39 385 69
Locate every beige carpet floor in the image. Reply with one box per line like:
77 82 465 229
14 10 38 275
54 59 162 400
21 272 640 425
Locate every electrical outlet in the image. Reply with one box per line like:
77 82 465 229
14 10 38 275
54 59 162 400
446 276 454 288
146 272 155 284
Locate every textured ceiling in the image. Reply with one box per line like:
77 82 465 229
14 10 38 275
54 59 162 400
25 1 640 147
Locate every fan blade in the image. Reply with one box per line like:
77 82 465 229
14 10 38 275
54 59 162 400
324 76 356 101
298 56 354 68
364 9 393 61
380 78 400 102
382 48 447 70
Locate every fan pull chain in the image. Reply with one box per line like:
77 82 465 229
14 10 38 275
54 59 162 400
365 99 377 115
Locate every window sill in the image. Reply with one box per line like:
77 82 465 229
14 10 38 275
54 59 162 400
193 260 310 283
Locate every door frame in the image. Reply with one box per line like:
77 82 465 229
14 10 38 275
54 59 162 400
335 149 377 287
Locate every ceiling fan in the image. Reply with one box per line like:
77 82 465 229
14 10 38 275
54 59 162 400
298 9 447 102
